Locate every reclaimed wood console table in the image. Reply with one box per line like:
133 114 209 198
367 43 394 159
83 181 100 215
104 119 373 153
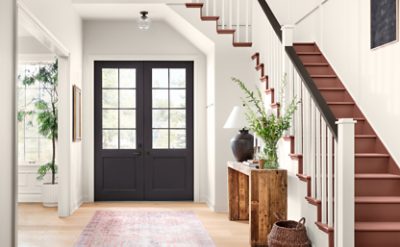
228 161 287 246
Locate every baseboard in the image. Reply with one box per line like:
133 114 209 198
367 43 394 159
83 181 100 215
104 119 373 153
18 193 42 203
70 197 84 215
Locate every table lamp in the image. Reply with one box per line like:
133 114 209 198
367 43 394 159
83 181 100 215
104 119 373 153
223 106 254 162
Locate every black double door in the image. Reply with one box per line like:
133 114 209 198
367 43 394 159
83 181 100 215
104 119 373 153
94 61 193 201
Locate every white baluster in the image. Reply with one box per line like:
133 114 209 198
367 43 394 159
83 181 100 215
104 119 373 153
229 0 232 29
221 0 225 29
310 100 316 198
321 120 327 224
245 0 249 43
213 0 216 16
205 0 209 16
316 110 321 200
236 0 240 42
327 130 333 227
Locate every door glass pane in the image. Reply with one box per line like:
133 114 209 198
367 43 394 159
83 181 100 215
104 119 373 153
120 90 136 108
102 69 118 88
120 130 136 149
153 129 169 149
170 110 186 128
103 130 118 149
120 110 136 128
152 110 168 128
170 90 186 108
120 69 136 88
102 90 118 108
170 129 186 149
170 69 186 88
152 69 168 88
103 110 118 128
152 90 168 108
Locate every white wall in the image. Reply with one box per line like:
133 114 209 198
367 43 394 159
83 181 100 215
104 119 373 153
82 20 208 202
0 0 16 245
294 0 400 165
19 0 83 216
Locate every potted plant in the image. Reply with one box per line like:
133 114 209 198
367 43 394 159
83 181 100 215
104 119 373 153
19 61 58 207
232 77 297 169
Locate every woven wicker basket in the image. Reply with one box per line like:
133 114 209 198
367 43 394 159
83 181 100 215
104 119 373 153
268 217 311 247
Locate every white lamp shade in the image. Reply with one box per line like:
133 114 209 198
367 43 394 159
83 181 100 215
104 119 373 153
223 106 248 129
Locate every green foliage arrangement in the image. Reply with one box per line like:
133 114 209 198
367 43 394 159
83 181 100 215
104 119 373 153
232 77 297 169
18 61 58 184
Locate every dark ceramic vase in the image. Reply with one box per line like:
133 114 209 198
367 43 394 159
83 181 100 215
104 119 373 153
231 129 254 162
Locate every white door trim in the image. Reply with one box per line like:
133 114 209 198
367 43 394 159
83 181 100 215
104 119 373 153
84 54 206 203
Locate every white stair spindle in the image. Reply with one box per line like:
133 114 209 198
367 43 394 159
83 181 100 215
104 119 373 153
321 120 327 224
229 0 232 29
245 0 249 42
310 100 316 198
316 110 321 200
213 0 216 16
327 130 333 227
205 0 209 16
222 0 225 29
236 0 240 42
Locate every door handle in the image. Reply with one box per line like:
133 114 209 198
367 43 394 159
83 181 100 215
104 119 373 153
132 151 142 156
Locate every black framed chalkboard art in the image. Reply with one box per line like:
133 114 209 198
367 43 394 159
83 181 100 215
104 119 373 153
371 0 399 49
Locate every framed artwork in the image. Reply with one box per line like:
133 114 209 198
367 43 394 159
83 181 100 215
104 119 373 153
371 0 399 49
73 85 82 141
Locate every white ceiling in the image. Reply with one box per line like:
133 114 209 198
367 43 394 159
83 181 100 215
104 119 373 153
73 3 182 20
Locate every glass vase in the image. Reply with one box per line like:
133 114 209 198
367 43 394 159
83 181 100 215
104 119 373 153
262 145 279 169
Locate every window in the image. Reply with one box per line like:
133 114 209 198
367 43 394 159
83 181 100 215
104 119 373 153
152 68 187 149
18 63 53 165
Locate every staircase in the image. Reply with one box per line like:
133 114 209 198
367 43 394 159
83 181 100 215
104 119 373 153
183 0 400 246
185 2 252 47
293 43 400 247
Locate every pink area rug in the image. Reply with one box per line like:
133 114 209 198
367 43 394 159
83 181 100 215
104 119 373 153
75 210 215 247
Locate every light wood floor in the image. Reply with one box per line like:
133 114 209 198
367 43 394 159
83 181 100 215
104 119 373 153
18 202 249 247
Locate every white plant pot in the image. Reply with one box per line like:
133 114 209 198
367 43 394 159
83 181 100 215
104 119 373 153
42 183 58 207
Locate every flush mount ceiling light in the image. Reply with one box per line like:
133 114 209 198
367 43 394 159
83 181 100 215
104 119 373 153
138 11 151 31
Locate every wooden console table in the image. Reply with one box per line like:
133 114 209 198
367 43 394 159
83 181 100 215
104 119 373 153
228 161 287 246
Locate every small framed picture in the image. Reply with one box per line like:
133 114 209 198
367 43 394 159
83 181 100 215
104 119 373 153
371 0 399 49
73 85 82 141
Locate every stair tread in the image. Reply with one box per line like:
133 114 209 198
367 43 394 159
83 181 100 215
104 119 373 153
356 222 400 231
356 173 400 179
319 87 346 91
327 102 355 105
297 51 322 55
233 42 252 47
356 196 400 203
294 42 316 45
310 75 337 78
355 135 377 138
356 153 390 157
304 63 329 66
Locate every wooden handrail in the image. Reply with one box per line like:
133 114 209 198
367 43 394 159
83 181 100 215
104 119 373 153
257 0 282 42
285 47 338 138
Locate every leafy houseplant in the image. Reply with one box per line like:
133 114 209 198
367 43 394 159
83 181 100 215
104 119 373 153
232 77 297 169
18 61 58 185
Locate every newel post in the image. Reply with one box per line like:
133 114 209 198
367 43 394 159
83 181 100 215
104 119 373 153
335 118 356 247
